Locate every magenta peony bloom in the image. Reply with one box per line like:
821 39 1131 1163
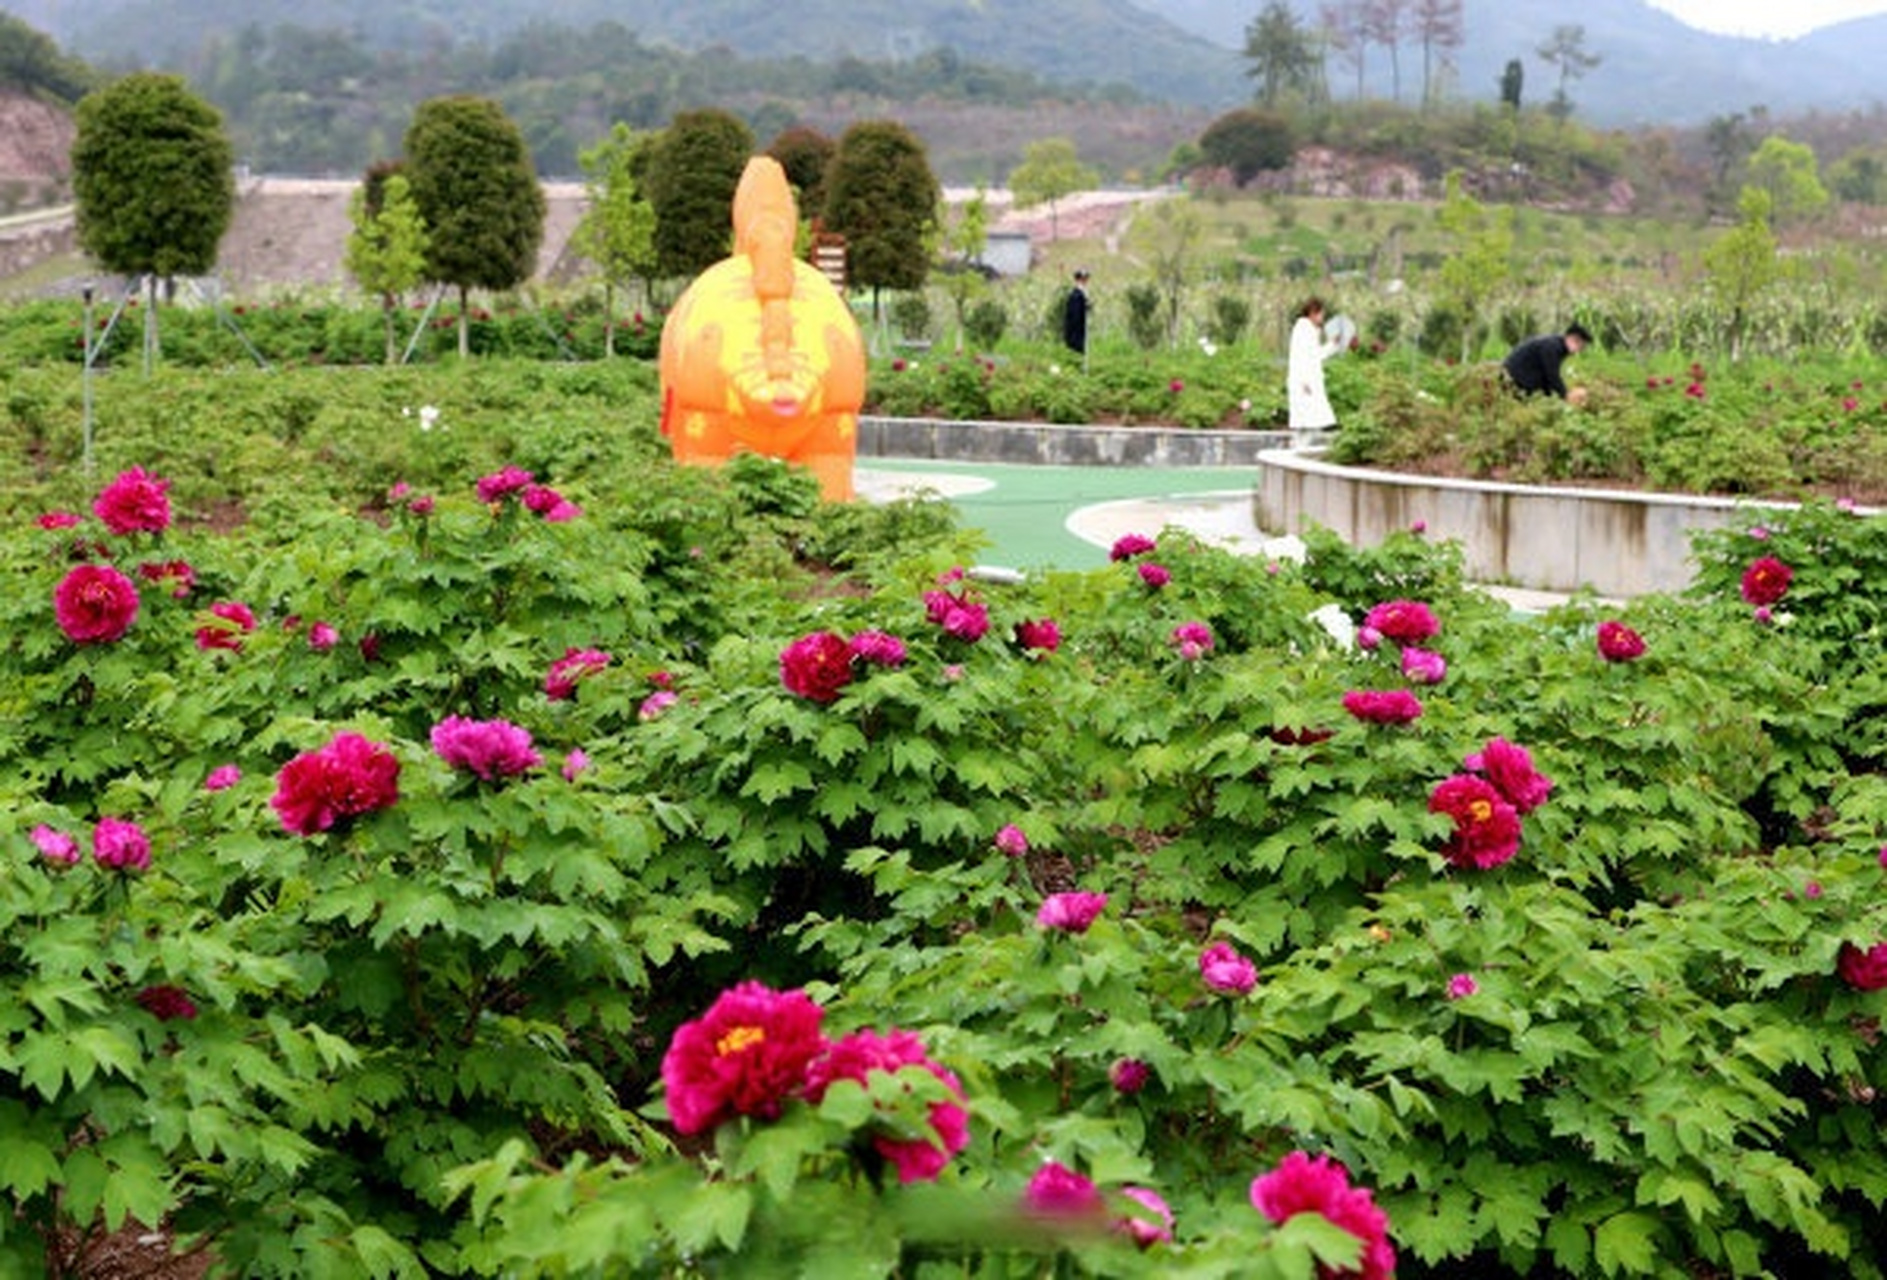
1740 556 1793 607
93 817 151 872
1014 618 1062 653
994 823 1030 857
1171 621 1214 661
521 484 563 514
1199 940 1257 994
307 621 340 651
1428 774 1522 869
849 629 908 667
1363 599 1439 643
39 510 82 529
475 465 535 502
1110 533 1156 561
1837 942 1887 992
136 985 198 1021
1109 1058 1152 1094
545 646 612 700
204 764 242 791
1037 891 1108 934
93 466 172 535
804 1028 969 1183
1464 737 1553 814
270 732 402 836
409 495 436 516
1116 1186 1175 1248
1138 562 1172 589
54 564 140 644
1446 973 1479 1000
924 589 990 641
1401 647 1447 685
1356 625 1382 651
1023 1161 1107 1221
638 690 679 721
31 824 80 866
137 559 195 598
562 748 591 782
661 981 828 1135
1596 620 1645 662
431 716 542 780
195 601 257 651
1250 1151 1396 1280
780 631 856 703
1343 689 1423 725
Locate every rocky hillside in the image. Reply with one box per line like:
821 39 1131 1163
0 89 74 210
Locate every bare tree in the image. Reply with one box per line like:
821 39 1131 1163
1320 0 1371 100
1537 24 1602 124
1410 0 1465 108
1362 0 1409 103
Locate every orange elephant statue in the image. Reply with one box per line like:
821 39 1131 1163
658 155 866 501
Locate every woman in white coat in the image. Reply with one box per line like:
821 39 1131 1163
1287 297 1344 432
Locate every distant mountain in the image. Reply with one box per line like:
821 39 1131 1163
1128 0 1887 125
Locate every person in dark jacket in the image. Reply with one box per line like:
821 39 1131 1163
1502 323 1592 398
1061 268 1090 359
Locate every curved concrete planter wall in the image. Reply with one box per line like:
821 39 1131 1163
858 416 1289 468
1254 447 1822 597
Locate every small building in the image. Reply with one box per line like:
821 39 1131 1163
974 230 1033 278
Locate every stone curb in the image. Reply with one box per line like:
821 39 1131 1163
858 416 1291 467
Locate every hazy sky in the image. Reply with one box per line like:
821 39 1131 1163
1649 0 1887 38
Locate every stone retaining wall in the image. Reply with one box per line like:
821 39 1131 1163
858 416 1289 467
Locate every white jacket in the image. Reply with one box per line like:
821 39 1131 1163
1287 316 1343 429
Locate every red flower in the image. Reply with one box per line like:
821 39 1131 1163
1250 1151 1396 1280
1596 620 1645 662
1037 891 1108 933
1428 774 1521 869
431 716 542 780
1023 1160 1107 1221
1463 737 1553 814
1837 942 1887 992
475 465 535 502
136 985 198 1021
804 1028 969 1184
660 981 828 1135
1342 689 1423 725
545 646 611 700
1363 599 1439 643
92 817 151 872
195 600 257 651
780 631 856 702
270 732 401 836
1014 618 1062 653
1740 556 1793 606
38 510 82 529
924 589 990 641
1109 533 1156 561
92 467 172 535
54 564 141 644
137 559 196 598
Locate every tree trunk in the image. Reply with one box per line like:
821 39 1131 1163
458 284 470 360
383 294 398 366
604 281 616 359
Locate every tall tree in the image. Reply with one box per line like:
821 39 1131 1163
1499 58 1524 112
643 108 754 285
1745 135 1830 228
1320 0 1371 100
936 187 990 354
1704 111 1758 214
1702 187 1781 361
822 119 940 323
344 166 429 365
403 95 545 359
1434 169 1513 362
766 125 836 214
1410 0 1464 107
1007 137 1098 243
1537 24 1601 124
1363 0 1409 103
572 122 658 357
1243 1 1318 108
71 71 236 371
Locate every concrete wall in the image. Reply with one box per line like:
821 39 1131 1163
859 416 1289 467
1253 447 1828 596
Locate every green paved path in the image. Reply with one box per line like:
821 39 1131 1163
857 458 1257 571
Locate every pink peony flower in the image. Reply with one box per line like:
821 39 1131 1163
135 985 198 1021
521 484 564 514
1109 1058 1151 1094
93 466 172 535
804 1028 969 1184
1138 562 1172 589
562 748 591 782
270 732 402 836
1110 533 1156 561
31 824 80 866
1446 972 1479 1000
1596 620 1645 662
1199 940 1257 994
1023 1161 1107 1221
204 764 242 791
1463 737 1553 814
409 495 436 517
1837 942 1887 992
639 690 679 721
545 646 611 700
1400 647 1446 685
1250 1151 1396 1280
1037 891 1108 934
1754 606 1774 626
1343 689 1423 725
307 621 340 651
1014 618 1062 653
849 629 908 667
780 631 856 703
1429 774 1522 869
1748 525 1770 541
994 824 1030 857
1363 599 1439 644
92 817 151 872
475 465 535 502
1116 1186 1175 1248
1356 625 1382 651
1171 621 1214 661
431 716 542 780
661 982 828 1134
1740 556 1793 607
38 510 82 529
195 601 257 652
54 564 141 644
924 589 990 641
137 559 195 599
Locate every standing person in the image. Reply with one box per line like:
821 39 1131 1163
1287 296 1343 432
1502 323 1592 399
1061 268 1090 365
